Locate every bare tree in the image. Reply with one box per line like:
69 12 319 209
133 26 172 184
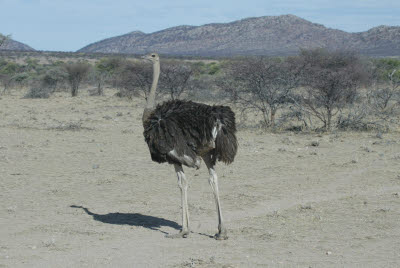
0 73 14 94
92 57 123 96
220 57 299 127
294 49 367 130
0 61 19 94
368 59 400 112
116 60 152 99
159 60 193 100
64 62 91 97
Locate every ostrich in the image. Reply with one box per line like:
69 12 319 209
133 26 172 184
141 53 237 240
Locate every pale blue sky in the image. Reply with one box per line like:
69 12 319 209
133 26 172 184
1 0 399 51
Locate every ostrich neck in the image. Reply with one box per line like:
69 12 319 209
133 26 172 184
146 61 160 110
142 60 160 124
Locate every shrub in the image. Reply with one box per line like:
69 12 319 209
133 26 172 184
159 60 193 99
293 48 369 130
116 60 152 99
220 57 299 127
24 86 51 99
64 62 91 97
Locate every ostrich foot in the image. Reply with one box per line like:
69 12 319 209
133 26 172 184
165 230 190 239
214 229 228 240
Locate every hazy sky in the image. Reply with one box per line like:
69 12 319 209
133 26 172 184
1 0 400 51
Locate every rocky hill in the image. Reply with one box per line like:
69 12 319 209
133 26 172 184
0 37 35 51
78 15 400 57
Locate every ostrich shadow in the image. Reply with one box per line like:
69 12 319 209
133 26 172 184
70 205 180 235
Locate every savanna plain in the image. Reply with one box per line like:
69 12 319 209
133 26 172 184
1 89 400 267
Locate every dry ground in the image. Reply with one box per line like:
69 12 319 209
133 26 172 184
1 89 400 267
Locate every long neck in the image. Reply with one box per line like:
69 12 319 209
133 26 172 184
142 59 160 124
146 60 160 110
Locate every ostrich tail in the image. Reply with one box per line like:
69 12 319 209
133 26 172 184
215 125 238 164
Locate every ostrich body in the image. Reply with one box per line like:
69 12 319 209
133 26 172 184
142 53 237 239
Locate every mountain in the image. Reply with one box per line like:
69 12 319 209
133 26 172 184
78 15 400 57
351 26 400 56
0 37 35 51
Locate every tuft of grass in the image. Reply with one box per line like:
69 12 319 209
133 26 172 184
48 122 94 131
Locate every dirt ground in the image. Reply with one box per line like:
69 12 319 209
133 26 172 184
1 89 400 267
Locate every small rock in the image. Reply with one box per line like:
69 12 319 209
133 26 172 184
310 141 319 147
377 208 390 212
281 137 293 145
300 205 312 210
361 146 371 152
92 164 100 169
326 251 332 255
209 256 215 264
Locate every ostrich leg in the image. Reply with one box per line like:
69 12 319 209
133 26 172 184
166 164 190 238
203 153 228 240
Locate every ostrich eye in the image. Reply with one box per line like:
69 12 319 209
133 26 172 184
151 54 155 57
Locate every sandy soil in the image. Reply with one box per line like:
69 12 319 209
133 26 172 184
1 90 400 267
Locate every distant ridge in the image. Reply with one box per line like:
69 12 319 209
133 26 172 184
78 14 400 57
0 37 35 51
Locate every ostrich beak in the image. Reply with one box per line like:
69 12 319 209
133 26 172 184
141 55 150 61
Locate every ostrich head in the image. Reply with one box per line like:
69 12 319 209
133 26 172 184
142 53 159 63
